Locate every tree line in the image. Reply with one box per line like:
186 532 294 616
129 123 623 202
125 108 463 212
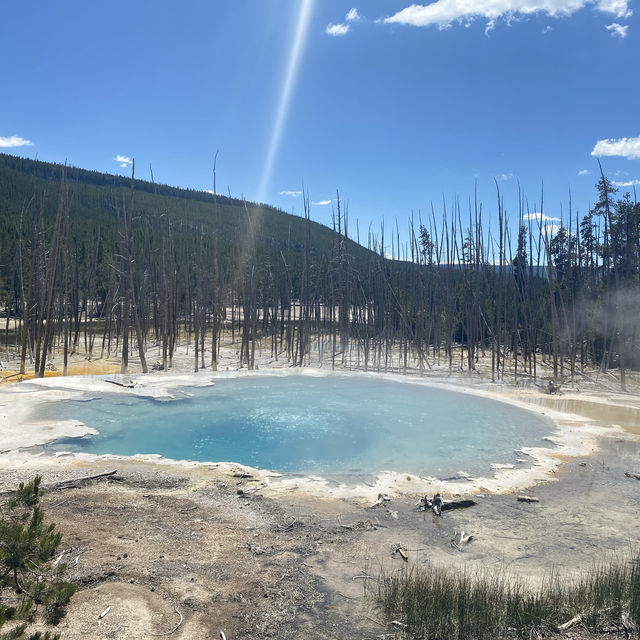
1 154 638 389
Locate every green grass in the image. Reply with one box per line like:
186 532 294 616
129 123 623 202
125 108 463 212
376 555 640 639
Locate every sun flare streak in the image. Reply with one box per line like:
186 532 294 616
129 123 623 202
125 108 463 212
257 0 314 203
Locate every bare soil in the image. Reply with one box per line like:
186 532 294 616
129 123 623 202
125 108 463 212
1 447 639 639
2 340 640 638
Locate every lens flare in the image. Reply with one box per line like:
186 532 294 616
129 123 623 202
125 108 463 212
257 0 314 203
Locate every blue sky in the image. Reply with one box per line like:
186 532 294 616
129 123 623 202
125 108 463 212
1 1 638 249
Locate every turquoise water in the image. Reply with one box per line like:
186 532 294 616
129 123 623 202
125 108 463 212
45 375 553 477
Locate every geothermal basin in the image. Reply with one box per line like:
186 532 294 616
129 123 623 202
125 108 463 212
42 374 555 478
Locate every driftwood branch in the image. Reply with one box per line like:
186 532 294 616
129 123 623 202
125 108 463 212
517 495 540 503
624 472 640 481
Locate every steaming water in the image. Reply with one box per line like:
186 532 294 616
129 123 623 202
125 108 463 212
47 375 553 477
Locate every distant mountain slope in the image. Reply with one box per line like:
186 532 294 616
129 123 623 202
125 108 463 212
0 152 370 276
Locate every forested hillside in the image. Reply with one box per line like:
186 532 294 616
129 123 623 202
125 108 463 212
1 152 638 389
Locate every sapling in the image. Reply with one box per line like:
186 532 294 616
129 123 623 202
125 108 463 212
0 476 76 639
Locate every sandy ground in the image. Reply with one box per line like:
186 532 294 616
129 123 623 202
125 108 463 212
1 340 640 639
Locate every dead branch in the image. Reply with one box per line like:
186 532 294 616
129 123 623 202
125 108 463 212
557 614 581 632
391 544 408 561
102 377 134 388
451 530 474 551
368 493 391 509
416 494 476 516
517 495 540 503
46 469 119 491
148 606 183 636
98 606 112 620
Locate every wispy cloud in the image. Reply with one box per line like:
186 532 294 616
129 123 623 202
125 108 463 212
326 7 360 36
115 154 133 168
279 189 303 197
591 135 640 160
0 135 33 148
312 199 332 206
578 168 591 176
384 1 631 31
346 8 360 22
542 24 553 33
496 172 513 181
612 179 640 187
605 22 629 37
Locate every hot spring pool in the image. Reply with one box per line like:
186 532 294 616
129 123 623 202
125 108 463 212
45 374 554 477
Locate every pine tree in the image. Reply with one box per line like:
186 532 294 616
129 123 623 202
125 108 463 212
0 477 76 639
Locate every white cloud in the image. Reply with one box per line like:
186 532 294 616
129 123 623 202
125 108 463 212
496 172 513 181
346 8 360 22
326 22 350 36
578 168 591 176
312 199 332 206
542 24 553 32
612 179 640 187
605 22 628 37
326 8 360 36
591 136 640 160
115 154 133 168
279 190 303 197
384 0 631 30
0 135 34 148
598 0 632 18
523 212 560 223
523 212 562 237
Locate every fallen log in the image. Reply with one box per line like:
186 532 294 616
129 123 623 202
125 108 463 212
517 495 540 503
46 469 119 491
416 494 477 516
624 472 640 481
102 378 134 389
0 470 120 499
